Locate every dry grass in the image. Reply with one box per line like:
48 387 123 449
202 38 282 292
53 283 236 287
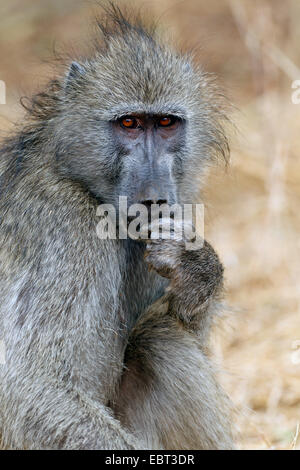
0 0 299 450
205 1 300 449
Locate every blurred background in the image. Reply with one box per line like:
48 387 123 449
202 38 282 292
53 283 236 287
0 0 299 450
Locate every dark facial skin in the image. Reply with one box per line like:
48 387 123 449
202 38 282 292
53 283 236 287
110 114 185 207
55 107 186 214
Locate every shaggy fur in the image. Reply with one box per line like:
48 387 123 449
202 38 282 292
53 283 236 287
0 4 233 449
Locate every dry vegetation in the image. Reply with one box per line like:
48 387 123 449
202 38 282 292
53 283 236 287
0 0 299 450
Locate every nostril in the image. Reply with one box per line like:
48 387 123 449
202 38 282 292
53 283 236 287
140 199 168 208
157 199 168 206
140 200 153 209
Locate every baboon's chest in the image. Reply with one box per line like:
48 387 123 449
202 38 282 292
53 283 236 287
118 241 168 334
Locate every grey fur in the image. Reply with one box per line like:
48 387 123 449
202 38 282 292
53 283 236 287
0 4 233 449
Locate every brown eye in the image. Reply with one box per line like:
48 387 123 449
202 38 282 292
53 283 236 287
158 116 177 127
120 117 138 129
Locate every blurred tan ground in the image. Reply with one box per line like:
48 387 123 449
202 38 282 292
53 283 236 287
0 0 299 450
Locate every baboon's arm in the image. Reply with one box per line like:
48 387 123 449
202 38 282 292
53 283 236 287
113 238 233 450
144 238 224 342
115 265 233 450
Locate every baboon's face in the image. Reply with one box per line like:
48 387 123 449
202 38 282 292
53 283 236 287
55 105 187 210
55 67 196 211
54 38 227 210
108 113 185 207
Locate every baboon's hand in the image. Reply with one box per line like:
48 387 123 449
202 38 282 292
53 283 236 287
144 218 224 320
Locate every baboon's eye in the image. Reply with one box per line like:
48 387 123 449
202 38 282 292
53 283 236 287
158 116 178 128
120 116 139 129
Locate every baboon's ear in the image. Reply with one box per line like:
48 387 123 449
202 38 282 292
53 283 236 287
65 61 86 91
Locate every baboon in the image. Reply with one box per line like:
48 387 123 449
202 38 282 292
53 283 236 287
0 5 234 450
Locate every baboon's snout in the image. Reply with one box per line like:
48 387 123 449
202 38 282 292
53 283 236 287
137 184 169 208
